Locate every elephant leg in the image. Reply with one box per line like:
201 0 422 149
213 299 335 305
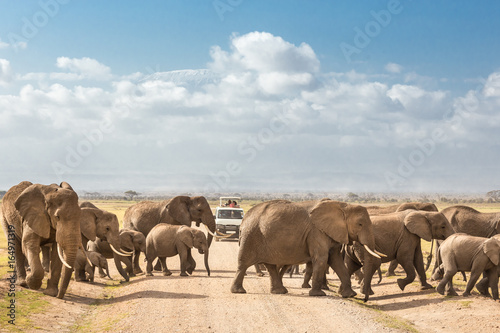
133 249 143 274
437 268 457 296
329 251 356 298
14 236 28 287
278 265 291 279
231 262 251 294
264 264 288 294
413 244 433 290
146 257 154 276
386 260 398 277
186 249 196 275
153 258 162 271
41 245 51 273
396 253 417 291
86 265 94 282
476 272 491 297
121 256 134 277
113 255 129 282
22 234 44 290
45 242 63 297
254 264 265 277
159 257 171 276
179 248 189 276
463 263 484 297
302 261 312 288
486 268 499 300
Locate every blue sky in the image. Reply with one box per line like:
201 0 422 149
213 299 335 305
1 1 500 194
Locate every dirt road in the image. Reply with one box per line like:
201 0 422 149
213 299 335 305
4 236 500 332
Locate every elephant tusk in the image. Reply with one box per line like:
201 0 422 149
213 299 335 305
204 225 234 239
58 244 72 269
374 250 387 258
120 248 135 255
364 244 381 259
110 243 132 256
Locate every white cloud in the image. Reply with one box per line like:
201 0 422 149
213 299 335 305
0 59 13 86
385 62 403 74
0 32 499 193
55 57 113 80
209 31 320 74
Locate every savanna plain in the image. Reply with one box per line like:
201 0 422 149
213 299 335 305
1 199 499 333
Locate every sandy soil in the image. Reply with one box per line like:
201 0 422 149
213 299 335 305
2 238 500 333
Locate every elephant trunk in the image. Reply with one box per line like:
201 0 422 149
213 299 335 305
57 245 77 299
361 246 381 302
105 267 112 279
55 221 80 299
356 231 381 302
203 246 210 276
202 211 216 248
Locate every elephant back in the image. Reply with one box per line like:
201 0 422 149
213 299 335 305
1 181 33 239
123 200 168 236
442 205 498 237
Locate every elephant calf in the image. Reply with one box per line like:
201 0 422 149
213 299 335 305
436 233 500 299
74 249 111 282
145 225 210 277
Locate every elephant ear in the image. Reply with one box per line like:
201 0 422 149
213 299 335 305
483 238 500 266
59 181 74 191
404 211 432 242
309 200 349 244
80 208 98 242
119 231 135 251
166 196 192 226
178 227 194 248
14 185 51 239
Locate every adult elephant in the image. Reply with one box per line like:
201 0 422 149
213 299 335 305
0 181 81 299
123 196 217 273
345 210 454 293
431 205 500 278
231 200 382 300
41 201 130 272
79 204 130 257
365 202 439 277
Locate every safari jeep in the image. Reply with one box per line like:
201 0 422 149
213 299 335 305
215 197 244 240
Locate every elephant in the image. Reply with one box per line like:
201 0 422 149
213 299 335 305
114 229 146 277
435 233 500 299
365 202 439 277
145 224 210 277
0 181 81 299
431 205 500 279
41 202 130 272
123 196 217 273
345 210 455 294
87 229 139 282
230 199 382 300
74 249 111 282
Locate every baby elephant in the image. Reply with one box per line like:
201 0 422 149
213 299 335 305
146 225 210 277
436 233 500 299
74 249 111 282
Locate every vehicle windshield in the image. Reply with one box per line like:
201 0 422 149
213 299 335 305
218 210 243 219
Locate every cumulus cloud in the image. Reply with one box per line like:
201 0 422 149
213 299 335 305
54 57 113 80
1 31 499 193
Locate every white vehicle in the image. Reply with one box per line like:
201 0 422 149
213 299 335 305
215 197 244 240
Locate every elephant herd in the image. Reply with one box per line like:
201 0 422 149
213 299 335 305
1 181 499 303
